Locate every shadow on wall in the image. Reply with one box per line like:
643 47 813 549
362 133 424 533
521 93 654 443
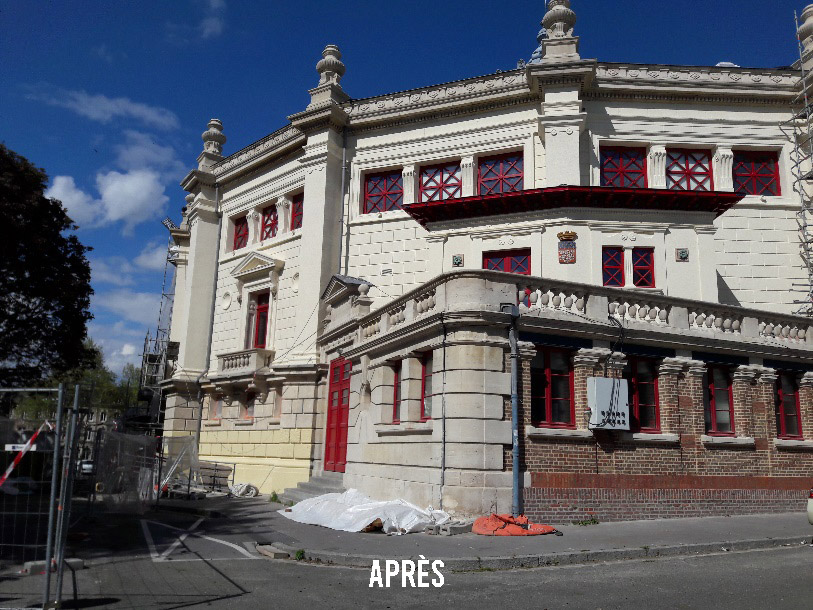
717 272 741 307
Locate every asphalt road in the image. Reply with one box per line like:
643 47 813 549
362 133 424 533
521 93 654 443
1 538 811 609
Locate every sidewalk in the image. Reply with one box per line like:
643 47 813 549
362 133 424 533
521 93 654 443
157 495 813 571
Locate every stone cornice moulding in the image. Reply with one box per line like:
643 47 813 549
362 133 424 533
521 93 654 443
220 170 306 215
212 126 306 180
594 63 797 91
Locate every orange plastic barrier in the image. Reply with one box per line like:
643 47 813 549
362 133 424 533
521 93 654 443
472 513 561 536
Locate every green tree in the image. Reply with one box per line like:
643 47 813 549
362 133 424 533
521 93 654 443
0 143 94 389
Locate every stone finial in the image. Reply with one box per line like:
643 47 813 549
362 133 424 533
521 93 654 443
799 5 813 53
316 44 346 86
201 118 226 157
542 0 577 39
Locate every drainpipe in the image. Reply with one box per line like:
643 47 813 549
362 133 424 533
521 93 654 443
336 128 348 275
194 183 222 448
439 312 448 511
501 303 521 517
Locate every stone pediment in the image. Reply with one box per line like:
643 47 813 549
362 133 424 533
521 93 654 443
231 252 285 282
321 274 370 305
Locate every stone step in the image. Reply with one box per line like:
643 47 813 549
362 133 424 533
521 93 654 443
278 470 346 506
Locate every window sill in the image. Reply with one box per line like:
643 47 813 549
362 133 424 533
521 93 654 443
257 231 301 251
774 438 813 450
234 419 255 426
203 420 222 427
350 210 411 226
526 426 593 441
375 421 433 436
619 432 680 445
701 435 755 448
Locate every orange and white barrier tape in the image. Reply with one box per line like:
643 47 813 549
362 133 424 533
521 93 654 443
0 420 53 489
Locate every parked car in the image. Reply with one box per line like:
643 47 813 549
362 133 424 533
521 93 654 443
808 487 813 525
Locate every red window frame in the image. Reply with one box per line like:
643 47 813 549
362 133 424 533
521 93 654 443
420 353 434 421
261 205 278 240
666 149 714 191
776 372 803 439
419 163 462 202
602 246 624 287
530 348 575 428
626 357 660 433
631 247 655 288
233 216 249 250
600 147 648 188
483 249 532 305
364 171 403 214
705 366 735 436
733 151 781 196
478 152 524 195
253 292 270 349
392 363 401 424
291 193 303 230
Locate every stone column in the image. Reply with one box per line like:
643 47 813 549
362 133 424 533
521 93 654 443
403 164 417 205
713 146 734 192
754 367 778 448
461 156 476 197
648 145 667 189
732 365 758 438
658 358 687 435
573 348 606 429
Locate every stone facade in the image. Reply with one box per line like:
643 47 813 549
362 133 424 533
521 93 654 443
160 1 813 516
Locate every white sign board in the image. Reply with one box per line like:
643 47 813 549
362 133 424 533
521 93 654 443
587 377 630 431
5 444 36 452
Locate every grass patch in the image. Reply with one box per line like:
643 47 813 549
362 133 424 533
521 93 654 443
572 517 600 526
295 549 306 561
269 491 280 504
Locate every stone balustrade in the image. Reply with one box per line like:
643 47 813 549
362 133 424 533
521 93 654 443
217 348 275 375
321 270 813 355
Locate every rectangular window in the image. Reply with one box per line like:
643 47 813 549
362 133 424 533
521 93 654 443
478 153 524 195
261 205 278 240
600 147 648 188
233 216 249 250
602 246 624 287
364 171 403 213
666 149 713 191
705 367 734 435
243 394 255 420
392 363 402 424
482 249 531 274
100 411 107 423
420 353 434 421
626 357 660 432
733 151 781 196
530 348 575 427
210 396 223 421
291 193 303 230
631 247 655 288
419 163 462 202
776 372 803 439
253 293 270 349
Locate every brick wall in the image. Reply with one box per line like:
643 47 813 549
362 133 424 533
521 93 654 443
519 351 813 522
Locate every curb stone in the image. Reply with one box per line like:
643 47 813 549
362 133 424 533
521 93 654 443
264 536 811 571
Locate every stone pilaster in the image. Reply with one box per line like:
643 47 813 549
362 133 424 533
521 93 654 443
713 146 734 192
648 145 667 189
732 365 758 438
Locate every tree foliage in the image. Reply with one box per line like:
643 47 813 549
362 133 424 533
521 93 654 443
0 143 94 387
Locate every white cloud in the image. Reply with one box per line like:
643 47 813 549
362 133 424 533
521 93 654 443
120 343 137 356
95 290 161 327
46 176 98 227
27 87 179 130
135 241 169 271
199 16 225 39
88 321 145 374
115 130 186 176
96 169 169 234
92 44 114 64
205 0 226 10
91 258 135 286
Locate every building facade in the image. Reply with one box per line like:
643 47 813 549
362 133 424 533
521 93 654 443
161 1 813 520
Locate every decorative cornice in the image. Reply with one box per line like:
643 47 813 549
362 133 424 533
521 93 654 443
212 125 305 178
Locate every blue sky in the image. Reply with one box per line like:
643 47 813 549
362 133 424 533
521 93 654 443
0 0 804 375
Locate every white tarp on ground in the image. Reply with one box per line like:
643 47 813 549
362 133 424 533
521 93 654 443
278 489 451 535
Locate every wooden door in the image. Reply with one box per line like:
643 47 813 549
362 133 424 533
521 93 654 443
324 358 351 472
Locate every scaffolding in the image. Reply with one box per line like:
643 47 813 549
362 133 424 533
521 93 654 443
135 222 180 433
782 10 813 315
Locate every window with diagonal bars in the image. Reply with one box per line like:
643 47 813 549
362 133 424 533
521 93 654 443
233 216 249 250
602 247 624 287
600 147 647 188
261 205 278 240
291 193 303 230
484 249 531 305
632 247 655 288
666 149 713 191
478 153 523 195
733 151 780 196
419 163 462 202
364 171 403 213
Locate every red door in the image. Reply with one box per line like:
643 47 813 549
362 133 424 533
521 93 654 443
325 358 351 472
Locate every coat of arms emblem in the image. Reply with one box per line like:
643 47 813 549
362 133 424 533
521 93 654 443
557 231 577 264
